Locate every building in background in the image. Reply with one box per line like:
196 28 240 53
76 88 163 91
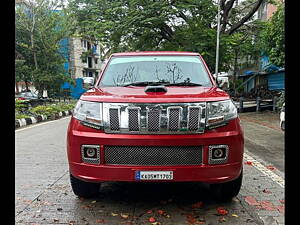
68 38 102 80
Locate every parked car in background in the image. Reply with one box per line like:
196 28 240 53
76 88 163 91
280 103 285 131
15 91 48 107
15 91 39 100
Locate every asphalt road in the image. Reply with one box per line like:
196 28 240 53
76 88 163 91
15 116 284 225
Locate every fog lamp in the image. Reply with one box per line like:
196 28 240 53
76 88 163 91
85 147 97 158
209 145 229 164
212 148 226 159
81 145 100 164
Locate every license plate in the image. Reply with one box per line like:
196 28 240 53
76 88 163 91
135 171 173 180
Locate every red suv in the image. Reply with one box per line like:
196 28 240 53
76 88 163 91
67 51 244 201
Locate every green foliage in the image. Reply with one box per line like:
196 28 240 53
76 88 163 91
68 0 266 73
15 0 73 96
259 3 285 67
277 91 285 108
15 114 31 120
29 103 75 117
15 99 30 112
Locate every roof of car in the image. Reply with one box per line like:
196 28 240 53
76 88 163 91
111 51 200 57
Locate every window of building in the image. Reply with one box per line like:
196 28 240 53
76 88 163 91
95 58 98 64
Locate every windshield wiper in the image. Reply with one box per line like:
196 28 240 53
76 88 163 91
165 82 203 86
123 81 170 87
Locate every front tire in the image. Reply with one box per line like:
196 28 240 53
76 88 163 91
70 173 101 198
210 169 243 202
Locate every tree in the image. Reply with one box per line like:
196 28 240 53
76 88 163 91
15 0 73 96
67 0 266 72
259 2 284 67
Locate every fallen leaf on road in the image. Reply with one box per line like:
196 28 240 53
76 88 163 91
53 218 59 222
149 217 156 223
96 219 105 223
111 212 118 217
192 201 203 209
186 213 197 224
262 189 272 194
121 213 130 219
147 210 153 214
217 207 228 216
231 214 239 217
218 216 226 222
91 200 97 204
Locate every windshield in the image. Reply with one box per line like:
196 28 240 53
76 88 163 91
99 56 212 87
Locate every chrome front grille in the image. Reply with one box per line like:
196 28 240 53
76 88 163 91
103 102 206 134
104 145 203 166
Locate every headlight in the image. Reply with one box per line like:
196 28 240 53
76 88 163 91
73 100 103 129
207 99 237 128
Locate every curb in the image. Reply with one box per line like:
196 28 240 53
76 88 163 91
15 110 73 129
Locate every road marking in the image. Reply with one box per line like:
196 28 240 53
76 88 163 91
15 116 71 132
244 153 284 188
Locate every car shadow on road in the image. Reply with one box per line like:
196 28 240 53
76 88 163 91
97 182 214 205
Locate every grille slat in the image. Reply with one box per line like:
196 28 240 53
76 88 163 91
168 107 181 131
188 107 201 131
105 146 202 166
147 110 160 132
128 108 140 131
109 108 120 131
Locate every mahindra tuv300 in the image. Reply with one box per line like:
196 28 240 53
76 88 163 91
67 51 244 201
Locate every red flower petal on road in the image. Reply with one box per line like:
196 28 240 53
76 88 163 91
149 217 156 223
157 210 165 215
244 161 253 166
217 207 228 216
266 165 276 170
147 210 153 214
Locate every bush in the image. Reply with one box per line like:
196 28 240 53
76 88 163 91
277 91 285 109
15 99 29 112
29 103 75 117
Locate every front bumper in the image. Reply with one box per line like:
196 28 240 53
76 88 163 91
67 117 244 184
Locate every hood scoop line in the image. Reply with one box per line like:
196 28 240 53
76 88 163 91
144 85 167 93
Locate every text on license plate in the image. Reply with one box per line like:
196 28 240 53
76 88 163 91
135 171 173 180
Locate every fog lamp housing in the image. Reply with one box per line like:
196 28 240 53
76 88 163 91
208 145 228 164
81 145 100 164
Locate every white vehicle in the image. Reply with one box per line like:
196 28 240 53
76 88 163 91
213 72 229 90
280 103 285 131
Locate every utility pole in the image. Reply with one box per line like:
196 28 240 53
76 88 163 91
215 0 221 83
